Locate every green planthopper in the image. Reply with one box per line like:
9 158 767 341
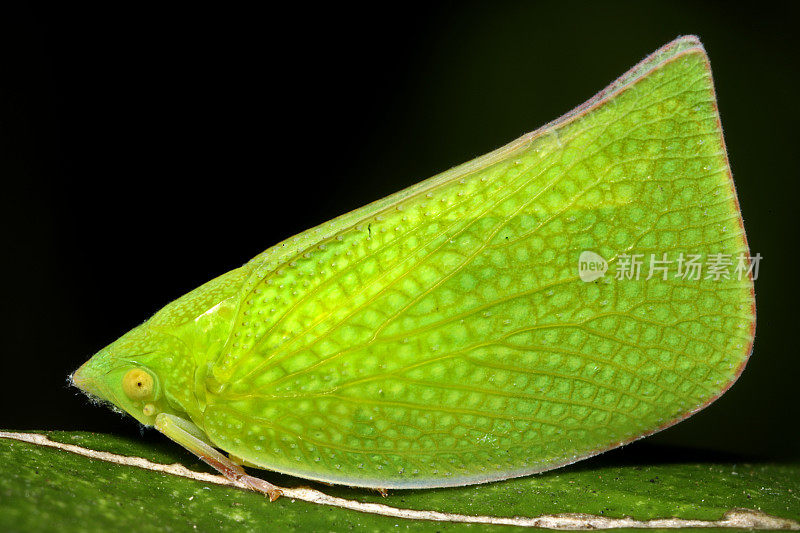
72 35 755 500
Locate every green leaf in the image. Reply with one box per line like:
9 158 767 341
1 431 797 532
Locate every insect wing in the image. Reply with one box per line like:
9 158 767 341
203 37 755 489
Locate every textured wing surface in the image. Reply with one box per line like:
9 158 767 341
203 37 755 488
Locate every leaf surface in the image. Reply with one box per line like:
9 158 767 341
1 431 796 532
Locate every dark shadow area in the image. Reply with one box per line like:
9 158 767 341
565 440 772 472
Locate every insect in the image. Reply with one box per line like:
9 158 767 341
72 35 755 500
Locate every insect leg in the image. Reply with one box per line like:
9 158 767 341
155 413 283 501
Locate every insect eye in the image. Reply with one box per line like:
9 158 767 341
122 368 155 401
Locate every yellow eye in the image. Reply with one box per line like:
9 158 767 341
122 369 155 401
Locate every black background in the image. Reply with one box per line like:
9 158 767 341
1 2 798 461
